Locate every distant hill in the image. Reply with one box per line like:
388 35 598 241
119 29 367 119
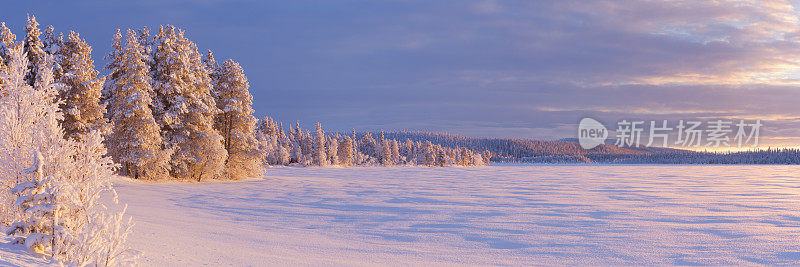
370 131 649 163
558 138 688 154
354 131 799 164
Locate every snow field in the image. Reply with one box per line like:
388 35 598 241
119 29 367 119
106 165 800 265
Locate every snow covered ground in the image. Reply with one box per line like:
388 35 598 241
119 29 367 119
4 165 800 265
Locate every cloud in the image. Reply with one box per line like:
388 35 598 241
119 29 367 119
472 0 503 14
4 0 799 145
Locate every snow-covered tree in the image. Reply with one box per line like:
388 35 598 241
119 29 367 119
326 136 339 165
57 31 107 140
435 147 448 167
106 29 170 179
6 150 58 253
277 145 290 166
459 147 472 166
41 26 62 56
203 49 217 79
379 132 393 166
152 26 226 181
314 122 328 166
23 15 46 86
338 136 354 167
390 140 400 165
208 55 261 179
0 45 137 264
0 46 65 224
101 29 124 112
40 25 63 79
0 22 17 95
51 131 139 265
482 151 492 164
0 22 16 70
7 134 138 265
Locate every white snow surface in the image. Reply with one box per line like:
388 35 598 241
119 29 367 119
4 165 800 265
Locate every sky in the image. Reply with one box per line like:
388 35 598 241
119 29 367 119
3 0 800 148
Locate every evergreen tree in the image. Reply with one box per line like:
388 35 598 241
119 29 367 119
482 151 492 164
0 22 17 68
41 25 62 55
23 15 45 86
106 29 170 179
338 136 354 167
423 141 435 166
102 29 124 112
208 55 261 179
391 140 400 165
57 31 107 140
6 151 60 254
379 132 392 166
203 50 217 79
326 136 338 165
0 22 17 93
313 122 328 166
134 27 153 70
41 25 63 79
435 147 448 167
151 26 226 181
277 145 290 166
459 147 472 166
359 132 377 161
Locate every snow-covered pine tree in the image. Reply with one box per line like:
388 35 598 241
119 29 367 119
351 130 361 164
402 139 414 164
101 29 124 113
0 22 16 67
41 25 63 79
208 54 261 179
152 26 227 180
106 29 170 179
57 31 107 140
458 147 471 166
338 136 354 167
6 150 59 254
326 136 339 165
289 130 302 164
379 132 393 166
277 145 290 165
256 116 276 141
302 130 314 165
0 22 16 93
472 151 484 165
423 141 435 166
391 140 400 165
435 146 448 167
7 134 138 265
132 26 154 82
23 15 46 86
359 132 377 163
314 122 328 166
203 49 218 80
482 150 492 164
41 26 62 56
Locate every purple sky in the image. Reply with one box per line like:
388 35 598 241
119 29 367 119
4 0 800 147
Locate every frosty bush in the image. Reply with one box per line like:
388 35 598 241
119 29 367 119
0 42 137 265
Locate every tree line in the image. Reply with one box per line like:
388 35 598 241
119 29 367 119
0 16 491 182
256 119 492 167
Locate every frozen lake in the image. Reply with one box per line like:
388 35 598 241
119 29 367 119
112 165 800 265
